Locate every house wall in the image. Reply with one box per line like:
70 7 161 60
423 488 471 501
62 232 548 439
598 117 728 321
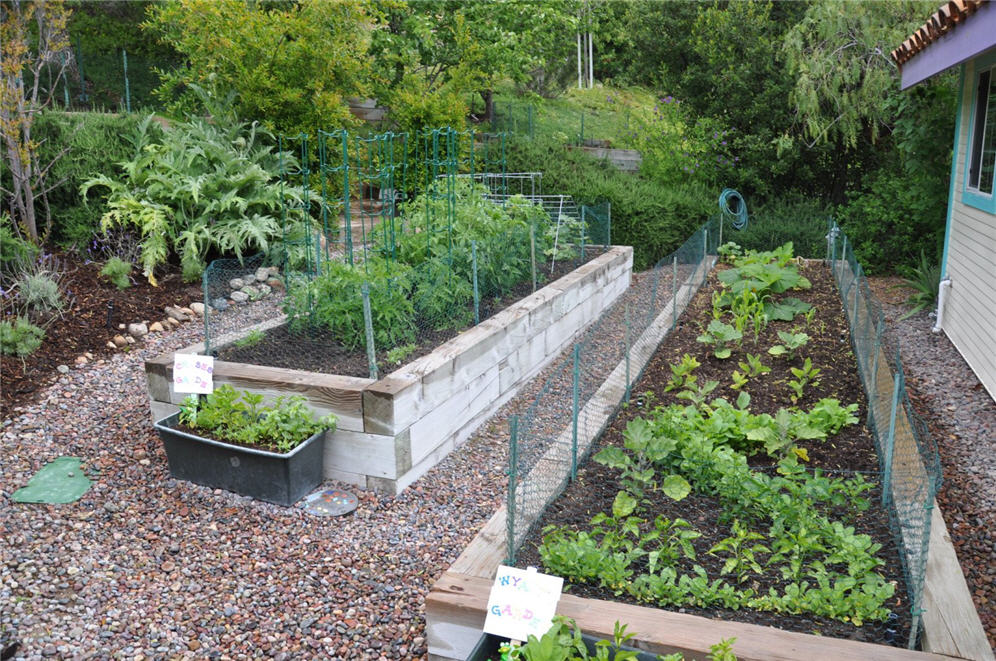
945 56 996 402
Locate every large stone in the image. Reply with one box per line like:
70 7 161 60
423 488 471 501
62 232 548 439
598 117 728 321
112 335 128 348
57 364 70 374
255 267 270 282
266 277 284 292
266 266 280 277
165 306 190 323
190 302 205 316
230 290 249 303
128 322 148 338
211 297 229 311
148 321 165 333
256 283 272 297
164 317 180 329
179 307 195 317
229 277 245 290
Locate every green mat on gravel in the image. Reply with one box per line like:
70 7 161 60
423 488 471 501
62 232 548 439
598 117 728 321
11 457 91 504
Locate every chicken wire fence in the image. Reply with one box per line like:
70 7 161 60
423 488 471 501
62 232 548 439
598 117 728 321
504 215 942 650
201 127 611 378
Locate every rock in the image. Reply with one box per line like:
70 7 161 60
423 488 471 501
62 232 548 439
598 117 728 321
179 306 195 317
256 283 272 297
118 323 126 331
255 267 270 282
163 317 179 330
241 285 258 299
211 297 229 311
266 277 284 292
229 277 245 290
106 341 116 350
230 290 249 303
74 356 88 365
112 335 128 348
84 352 93 359
267 265 280 276
128 322 148 338
148 322 164 333
190 302 205 316
125 335 136 344
57 365 70 374
165 306 190 323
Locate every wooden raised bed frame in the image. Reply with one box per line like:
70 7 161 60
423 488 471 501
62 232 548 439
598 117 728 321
144 247 633 495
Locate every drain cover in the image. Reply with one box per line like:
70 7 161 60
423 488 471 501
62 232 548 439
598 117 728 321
302 488 358 517
11 457 91 504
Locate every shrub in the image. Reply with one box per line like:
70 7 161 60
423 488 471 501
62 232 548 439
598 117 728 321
20 272 63 314
0 316 45 357
29 112 145 249
411 259 474 331
81 105 310 283
0 220 39 284
506 136 713 270
727 196 832 259
100 256 132 289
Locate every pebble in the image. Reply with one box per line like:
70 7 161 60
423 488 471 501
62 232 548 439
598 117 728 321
57 365 70 374
230 291 249 303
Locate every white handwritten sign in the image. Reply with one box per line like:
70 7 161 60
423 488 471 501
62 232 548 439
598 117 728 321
483 565 563 642
173 354 214 394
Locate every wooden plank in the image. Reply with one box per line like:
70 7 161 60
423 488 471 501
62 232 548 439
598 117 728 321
427 571 958 661
362 374 420 436
921 500 995 661
323 429 398 480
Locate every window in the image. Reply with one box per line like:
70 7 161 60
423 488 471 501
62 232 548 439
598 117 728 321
965 58 996 212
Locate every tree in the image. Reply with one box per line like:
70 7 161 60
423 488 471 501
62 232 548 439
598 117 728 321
146 0 375 136
1 0 72 242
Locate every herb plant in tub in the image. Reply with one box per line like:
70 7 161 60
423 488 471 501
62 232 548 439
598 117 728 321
154 385 337 506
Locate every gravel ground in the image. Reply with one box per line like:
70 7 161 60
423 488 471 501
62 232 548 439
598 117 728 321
871 280 996 651
3 268 993 658
0 260 667 660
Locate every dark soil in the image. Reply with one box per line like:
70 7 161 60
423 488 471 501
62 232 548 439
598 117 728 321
218 254 594 378
515 262 912 648
1 252 201 419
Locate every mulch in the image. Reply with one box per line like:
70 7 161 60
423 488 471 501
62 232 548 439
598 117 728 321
1 251 201 418
515 262 912 647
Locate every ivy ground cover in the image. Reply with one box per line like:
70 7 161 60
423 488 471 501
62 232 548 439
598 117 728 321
516 247 911 647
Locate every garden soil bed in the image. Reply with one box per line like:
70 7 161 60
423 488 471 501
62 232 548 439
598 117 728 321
1 252 201 418
217 254 594 378
515 262 912 648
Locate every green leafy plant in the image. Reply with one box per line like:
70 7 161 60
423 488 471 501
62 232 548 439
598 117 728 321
233 329 265 348
696 319 742 359
81 107 308 283
593 418 690 500
787 357 822 404
708 519 770 584
730 370 749 391
99 256 132 289
738 353 770 379
385 343 417 366
0 316 45 357
763 296 812 323
767 330 809 361
896 249 941 320
664 353 701 392
178 384 336 453
19 271 64 315
717 241 742 264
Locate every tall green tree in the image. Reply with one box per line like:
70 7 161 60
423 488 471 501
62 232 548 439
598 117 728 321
146 0 375 136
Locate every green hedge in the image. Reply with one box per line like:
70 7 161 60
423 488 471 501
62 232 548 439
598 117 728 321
506 136 713 270
30 111 145 248
726 196 833 259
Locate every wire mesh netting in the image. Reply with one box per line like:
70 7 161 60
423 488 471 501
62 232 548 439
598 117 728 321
201 127 611 382
505 216 942 650
506 217 719 557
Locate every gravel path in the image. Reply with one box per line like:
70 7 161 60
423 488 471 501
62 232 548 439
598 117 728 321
872 281 996 651
3 268 992 658
1 261 670 660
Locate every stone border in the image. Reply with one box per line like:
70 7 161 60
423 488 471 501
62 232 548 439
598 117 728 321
144 247 633 495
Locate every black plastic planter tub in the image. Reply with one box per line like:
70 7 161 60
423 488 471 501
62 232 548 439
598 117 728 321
466 632 661 661
154 412 325 506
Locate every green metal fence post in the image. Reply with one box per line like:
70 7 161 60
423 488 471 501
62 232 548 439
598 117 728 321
840 236 849 284
702 228 708 285
472 240 480 325
882 371 901 507
624 304 632 403
202 270 211 355
61 53 69 109
362 282 378 380
868 318 885 431
76 38 87 104
506 415 519 564
672 256 678 330
606 201 611 249
830 227 837 280
851 264 863 335
530 221 537 293
571 343 580 481
122 49 131 113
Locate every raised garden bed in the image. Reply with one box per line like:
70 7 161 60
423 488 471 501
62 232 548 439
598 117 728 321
427 249 986 660
145 247 633 495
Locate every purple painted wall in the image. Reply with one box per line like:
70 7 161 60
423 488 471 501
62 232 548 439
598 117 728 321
900 2 996 89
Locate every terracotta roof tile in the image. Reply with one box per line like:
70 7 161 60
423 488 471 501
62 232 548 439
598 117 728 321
891 0 987 66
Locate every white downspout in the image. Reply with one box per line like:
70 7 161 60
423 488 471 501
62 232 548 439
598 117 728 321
932 278 951 333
